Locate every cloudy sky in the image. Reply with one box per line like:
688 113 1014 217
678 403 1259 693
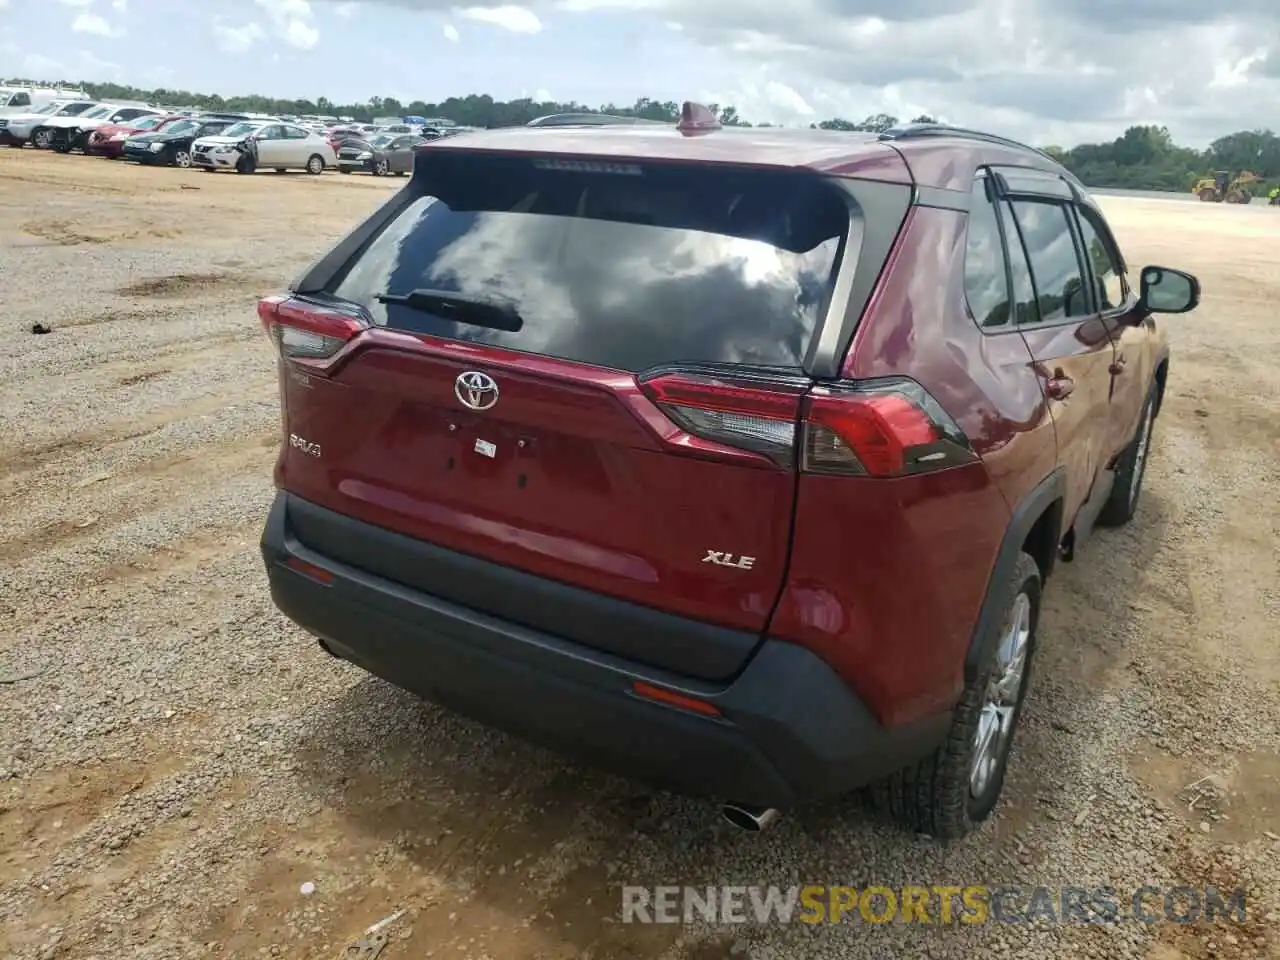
1 0 1275 146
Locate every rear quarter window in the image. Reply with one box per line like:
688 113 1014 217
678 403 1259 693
329 156 853 373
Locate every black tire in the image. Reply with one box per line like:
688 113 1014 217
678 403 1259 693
305 154 325 175
172 148 192 168
372 158 389 177
31 128 53 149
871 552 1041 839
1098 385 1157 527
235 153 257 175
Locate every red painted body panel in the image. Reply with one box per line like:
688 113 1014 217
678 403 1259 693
275 332 800 633
763 206 1057 724
86 115 183 157
768 463 1009 726
843 206 1057 511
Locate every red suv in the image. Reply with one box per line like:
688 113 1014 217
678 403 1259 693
258 105 1200 838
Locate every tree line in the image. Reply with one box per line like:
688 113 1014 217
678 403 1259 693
13 78 1280 194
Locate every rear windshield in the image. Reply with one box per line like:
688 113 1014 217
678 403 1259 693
329 154 852 372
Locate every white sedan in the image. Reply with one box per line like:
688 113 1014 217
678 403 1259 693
190 120 337 174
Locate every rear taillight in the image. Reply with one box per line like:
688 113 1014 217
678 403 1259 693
802 378 976 477
638 368 974 477
257 296 368 360
638 368 808 468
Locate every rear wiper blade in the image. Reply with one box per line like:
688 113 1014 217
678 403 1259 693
376 288 523 332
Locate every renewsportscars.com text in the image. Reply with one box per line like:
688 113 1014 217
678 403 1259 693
621 884 1248 925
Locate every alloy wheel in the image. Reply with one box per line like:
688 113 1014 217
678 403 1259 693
1129 401 1155 508
970 591 1032 798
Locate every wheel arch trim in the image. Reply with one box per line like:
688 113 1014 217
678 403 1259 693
963 469 1065 681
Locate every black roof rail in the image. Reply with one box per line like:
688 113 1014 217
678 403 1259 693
879 122 1058 163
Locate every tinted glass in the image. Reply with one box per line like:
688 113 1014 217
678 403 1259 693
997 202 1041 325
330 157 851 372
963 179 1011 328
12 93 30 106
1075 207 1126 310
1009 200 1090 322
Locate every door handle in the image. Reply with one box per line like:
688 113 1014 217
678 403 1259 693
1045 371 1075 400
1109 354 1127 375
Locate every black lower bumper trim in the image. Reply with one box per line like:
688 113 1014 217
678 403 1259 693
261 491 950 807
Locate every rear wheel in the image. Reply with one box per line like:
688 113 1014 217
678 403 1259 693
306 154 325 175
372 157 389 176
1098 386 1156 527
1197 188 1218 202
871 552 1041 839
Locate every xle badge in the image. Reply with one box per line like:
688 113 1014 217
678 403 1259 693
702 550 755 570
474 439 497 458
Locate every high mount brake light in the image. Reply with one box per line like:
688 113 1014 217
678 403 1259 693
803 379 976 478
639 369 974 477
257 296 368 360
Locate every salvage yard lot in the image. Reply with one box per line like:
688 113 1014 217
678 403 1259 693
0 148 1277 960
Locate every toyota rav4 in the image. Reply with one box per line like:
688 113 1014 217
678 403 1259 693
258 105 1200 838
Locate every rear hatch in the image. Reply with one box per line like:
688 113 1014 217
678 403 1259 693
266 149 860 679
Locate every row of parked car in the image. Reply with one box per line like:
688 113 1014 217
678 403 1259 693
0 96 466 176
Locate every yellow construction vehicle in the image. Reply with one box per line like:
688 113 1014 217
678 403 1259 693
1192 170 1260 203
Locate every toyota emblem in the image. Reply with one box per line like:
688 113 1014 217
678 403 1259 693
454 371 499 411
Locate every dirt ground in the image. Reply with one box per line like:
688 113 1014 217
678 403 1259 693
0 148 1277 960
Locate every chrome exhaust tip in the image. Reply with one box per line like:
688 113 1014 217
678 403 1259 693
721 802 782 832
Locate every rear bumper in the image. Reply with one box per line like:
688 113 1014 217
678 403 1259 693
261 492 950 807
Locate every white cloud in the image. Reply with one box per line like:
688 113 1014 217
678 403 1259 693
54 0 94 7
212 19 266 53
112 0 128 11
22 53 66 76
443 21 460 41
71 12 125 37
334 1 359 15
458 4 542 33
253 0 320 49
534 87 552 100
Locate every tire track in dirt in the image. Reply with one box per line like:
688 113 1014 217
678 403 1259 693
0 431 278 565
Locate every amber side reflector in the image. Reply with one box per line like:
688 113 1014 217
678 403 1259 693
284 557 334 584
632 681 721 717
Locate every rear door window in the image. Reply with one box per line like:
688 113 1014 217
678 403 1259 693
330 155 852 372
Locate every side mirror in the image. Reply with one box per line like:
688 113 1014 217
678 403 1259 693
1139 266 1200 314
